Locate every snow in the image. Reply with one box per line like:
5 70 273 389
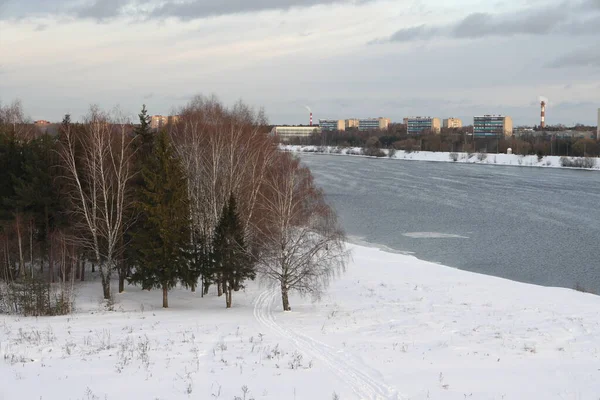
2 243 600 400
283 145 600 171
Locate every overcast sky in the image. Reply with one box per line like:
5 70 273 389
1 0 599 125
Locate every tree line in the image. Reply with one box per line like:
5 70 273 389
0 97 347 313
286 125 600 157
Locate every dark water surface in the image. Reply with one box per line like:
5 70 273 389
300 154 600 294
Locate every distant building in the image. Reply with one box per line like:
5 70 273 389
552 130 595 140
270 126 321 142
473 115 513 137
443 118 462 129
168 115 180 126
150 115 168 130
345 119 359 129
513 127 535 137
358 117 389 131
34 120 51 125
319 119 345 132
150 115 179 130
406 117 441 134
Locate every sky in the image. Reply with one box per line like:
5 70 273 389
0 0 599 126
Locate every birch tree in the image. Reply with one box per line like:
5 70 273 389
256 153 348 311
170 96 277 295
59 107 135 300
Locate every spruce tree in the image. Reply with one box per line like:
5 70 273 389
128 130 191 308
123 105 155 292
212 194 254 308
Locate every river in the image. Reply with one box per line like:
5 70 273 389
300 154 600 294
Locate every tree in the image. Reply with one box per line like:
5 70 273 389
59 108 135 300
170 96 276 295
122 105 156 293
256 154 348 311
211 194 254 308
128 130 191 308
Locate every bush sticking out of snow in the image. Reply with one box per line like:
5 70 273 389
560 157 597 169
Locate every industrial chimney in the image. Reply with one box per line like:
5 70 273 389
540 101 546 130
310 112 313 126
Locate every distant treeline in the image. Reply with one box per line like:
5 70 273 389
285 125 600 157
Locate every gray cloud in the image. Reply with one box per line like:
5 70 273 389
74 0 126 20
1 0 371 21
548 46 600 68
373 0 600 43
147 0 363 20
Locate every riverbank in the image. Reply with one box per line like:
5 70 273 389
2 242 599 399
283 145 600 171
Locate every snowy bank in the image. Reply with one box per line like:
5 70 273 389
1 243 599 399
283 145 600 171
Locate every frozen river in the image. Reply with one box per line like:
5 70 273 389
300 154 600 294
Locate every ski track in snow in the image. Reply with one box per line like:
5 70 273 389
254 289 401 400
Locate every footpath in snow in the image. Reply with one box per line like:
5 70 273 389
1 243 599 400
283 145 600 171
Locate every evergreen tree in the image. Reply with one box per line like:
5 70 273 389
133 104 153 158
128 130 191 308
211 194 254 308
123 105 155 292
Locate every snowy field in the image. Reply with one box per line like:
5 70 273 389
283 145 600 171
2 243 599 400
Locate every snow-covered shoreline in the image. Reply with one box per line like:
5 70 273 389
2 242 599 399
283 145 600 171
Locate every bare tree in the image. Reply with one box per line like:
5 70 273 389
170 95 277 295
59 107 135 300
256 153 348 311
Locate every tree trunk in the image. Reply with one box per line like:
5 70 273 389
91 262 95 273
49 233 54 283
118 263 125 293
217 276 223 296
162 284 168 308
118 228 125 293
226 286 232 308
16 214 25 278
75 254 81 280
80 258 85 281
100 265 111 300
29 219 34 278
281 283 291 311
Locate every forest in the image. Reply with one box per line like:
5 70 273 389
0 96 347 315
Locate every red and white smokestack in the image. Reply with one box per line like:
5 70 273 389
540 101 546 129
310 112 313 126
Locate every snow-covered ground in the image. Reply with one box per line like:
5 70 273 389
283 145 600 171
2 243 599 400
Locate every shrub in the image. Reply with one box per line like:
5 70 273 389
0 277 74 316
449 152 459 162
362 147 386 157
387 147 397 158
560 157 597 169
477 152 487 162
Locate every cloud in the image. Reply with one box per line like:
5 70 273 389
372 0 600 43
74 0 126 20
1 0 374 21
548 46 600 68
147 0 365 20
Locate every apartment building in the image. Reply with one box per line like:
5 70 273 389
358 117 389 131
319 119 345 131
443 118 462 129
406 117 441 134
473 115 513 137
